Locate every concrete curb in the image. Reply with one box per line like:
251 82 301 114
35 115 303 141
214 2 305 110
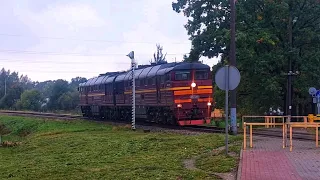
236 142 243 180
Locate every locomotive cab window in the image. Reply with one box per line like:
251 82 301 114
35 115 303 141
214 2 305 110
195 70 209 80
175 71 190 81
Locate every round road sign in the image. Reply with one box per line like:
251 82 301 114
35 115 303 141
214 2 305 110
215 65 241 91
309 87 317 96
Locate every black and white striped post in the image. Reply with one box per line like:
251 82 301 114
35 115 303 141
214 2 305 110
127 51 136 130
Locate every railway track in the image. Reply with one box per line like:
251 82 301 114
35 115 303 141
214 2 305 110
0 110 225 133
0 110 82 120
0 110 318 141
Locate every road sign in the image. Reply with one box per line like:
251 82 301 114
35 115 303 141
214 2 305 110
214 65 241 155
308 87 320 114
215 65 241 91
309 87 317 96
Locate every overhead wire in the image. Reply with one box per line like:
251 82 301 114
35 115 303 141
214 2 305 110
6 70 107 74
0 33 191 44
0 49 189 57
0 33 190 76
0 58 130 64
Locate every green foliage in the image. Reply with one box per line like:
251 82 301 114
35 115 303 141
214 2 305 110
0 68 29 109
57 91 80 110
183 48 201 62
15 90 43 111
47 79 70 110
0 115 242 179
173 0 320 115
0 124 11 136
0 123 11 144
0 67 87 112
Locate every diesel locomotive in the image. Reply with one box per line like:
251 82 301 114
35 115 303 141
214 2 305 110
78 61 213 125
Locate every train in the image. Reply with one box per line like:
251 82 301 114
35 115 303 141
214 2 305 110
78 61 213 126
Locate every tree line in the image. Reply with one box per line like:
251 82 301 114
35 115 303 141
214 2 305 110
0 45 168 113
174 0 320 116
0 68 87 113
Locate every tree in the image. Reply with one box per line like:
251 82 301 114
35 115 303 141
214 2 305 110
0 67 86 112
47 80 70 110
172 0 320 115
183 48 201 62
15 89 43 111
0 86 23 109
70 77 87 90
150 44 167 64
57 91 79 110
34 80 54 99
0 68 27 109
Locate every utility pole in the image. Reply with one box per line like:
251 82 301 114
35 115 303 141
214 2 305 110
287 2 293 123
286 0 299 146
4 77 6 96
230 0 237 135
287 0 299 122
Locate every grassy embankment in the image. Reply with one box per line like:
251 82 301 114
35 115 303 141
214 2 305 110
0 115 242 180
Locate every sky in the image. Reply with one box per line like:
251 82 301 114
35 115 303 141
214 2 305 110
0 0 220 82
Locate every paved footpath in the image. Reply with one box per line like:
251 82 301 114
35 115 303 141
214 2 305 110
238 136 320 180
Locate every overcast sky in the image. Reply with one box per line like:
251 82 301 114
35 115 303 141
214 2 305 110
0 0 219 82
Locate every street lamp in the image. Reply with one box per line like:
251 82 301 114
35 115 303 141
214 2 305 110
127 51 136 130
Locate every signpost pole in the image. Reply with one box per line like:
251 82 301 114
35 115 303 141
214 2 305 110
127 51 136 131
225 65 229 155
131 60 136 130
214 65 241 156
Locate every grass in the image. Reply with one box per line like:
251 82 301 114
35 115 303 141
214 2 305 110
196 153 237 173
208 118 242 129
195 141 242 175
0 115 242 180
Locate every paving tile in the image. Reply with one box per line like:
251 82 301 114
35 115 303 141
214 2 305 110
240 136 320 180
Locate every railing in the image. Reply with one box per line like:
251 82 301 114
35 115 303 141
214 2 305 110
288 122 320 151
242 115 308 129
243 122 286 150
242 117 320 152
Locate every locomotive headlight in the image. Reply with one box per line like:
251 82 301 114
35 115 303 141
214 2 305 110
207 102 212 106
191 82 196 88
177 104 182 108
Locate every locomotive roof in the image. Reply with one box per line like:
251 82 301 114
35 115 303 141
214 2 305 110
80 62 209 87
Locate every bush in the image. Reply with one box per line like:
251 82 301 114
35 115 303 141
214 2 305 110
0 124 11 144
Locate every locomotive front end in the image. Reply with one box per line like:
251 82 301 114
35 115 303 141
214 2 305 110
170 63 213 125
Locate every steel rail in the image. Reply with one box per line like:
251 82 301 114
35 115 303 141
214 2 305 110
0 110 318 141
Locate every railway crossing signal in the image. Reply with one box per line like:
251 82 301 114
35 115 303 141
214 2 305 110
215 65 241 154
127 51 136 130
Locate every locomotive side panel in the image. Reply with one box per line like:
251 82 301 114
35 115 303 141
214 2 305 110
78 62 213 126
